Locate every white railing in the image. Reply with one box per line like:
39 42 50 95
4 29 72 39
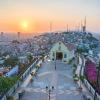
79 56 100 99
84 79 100 99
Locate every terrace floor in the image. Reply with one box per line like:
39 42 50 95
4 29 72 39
19 59 86 100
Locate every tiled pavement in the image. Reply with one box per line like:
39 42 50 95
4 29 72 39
20 60 85 100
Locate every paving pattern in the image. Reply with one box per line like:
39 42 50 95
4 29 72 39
20 59 84 100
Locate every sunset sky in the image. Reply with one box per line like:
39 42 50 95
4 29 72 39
0 0 100 34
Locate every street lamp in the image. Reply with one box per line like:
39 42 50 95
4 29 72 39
54 54 56 70
55 59 56 70
94 54 100 100
46 86 54 100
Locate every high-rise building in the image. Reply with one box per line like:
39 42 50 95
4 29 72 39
0 32 4 41
17 32 20 40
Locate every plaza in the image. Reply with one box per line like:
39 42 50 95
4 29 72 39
20 59 85 100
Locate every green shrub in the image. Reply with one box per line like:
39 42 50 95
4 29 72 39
73 74 79 81
7 96 14 100
73 64 77 68
79 75 85 82
0 77 18 94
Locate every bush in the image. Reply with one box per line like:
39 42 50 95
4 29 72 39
73 74 79 81
84 60 100 94
73 64 77 68
7 96 14 100
72 64 77 73
79 75 85 82
68 57 75 64
85 60 97 85
0 77 18 94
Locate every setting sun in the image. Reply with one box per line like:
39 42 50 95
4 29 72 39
20 21 29 31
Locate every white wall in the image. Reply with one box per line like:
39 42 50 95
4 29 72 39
50 42 74 62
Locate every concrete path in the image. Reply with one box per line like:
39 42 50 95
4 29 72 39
19 59 85 100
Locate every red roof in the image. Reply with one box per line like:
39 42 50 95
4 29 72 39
65 43 76 51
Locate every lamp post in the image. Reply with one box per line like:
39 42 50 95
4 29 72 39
55 59 56 70
46 86 54 100
94 54 100 100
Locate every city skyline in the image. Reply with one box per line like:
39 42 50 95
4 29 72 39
0 0 100 34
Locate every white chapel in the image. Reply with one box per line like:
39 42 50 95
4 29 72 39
50 41 75 62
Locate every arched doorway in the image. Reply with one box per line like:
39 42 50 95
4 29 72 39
56 52 63 60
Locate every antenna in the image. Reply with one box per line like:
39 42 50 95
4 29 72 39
81 20 83 32
67 24 68 32
50 22 52 32
77 23 80 32
82 16 87 32
84 16 86 28
83 16 86 32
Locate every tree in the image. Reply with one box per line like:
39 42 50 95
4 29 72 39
76 46 88 54
27 54 33 63
0 77 18 94
4 57 19 68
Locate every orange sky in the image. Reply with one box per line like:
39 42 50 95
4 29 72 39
0 0 100 34
0 20 74 33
